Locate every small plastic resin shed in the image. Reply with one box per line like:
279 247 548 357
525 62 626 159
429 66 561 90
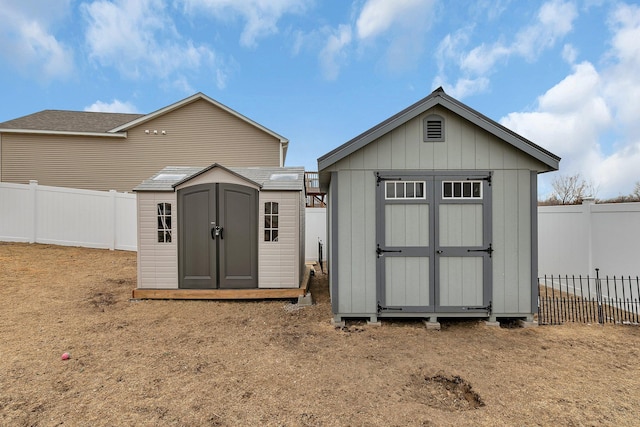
132 164 306 299
318 88 560 325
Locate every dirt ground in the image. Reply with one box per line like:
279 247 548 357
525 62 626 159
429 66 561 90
1 242 639 426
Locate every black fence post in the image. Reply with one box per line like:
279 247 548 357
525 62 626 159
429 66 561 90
595 268 604 324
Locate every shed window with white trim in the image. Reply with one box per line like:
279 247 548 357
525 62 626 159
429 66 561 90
442 181 483 199
264 202 279 242
385 181 426 199
157 203 172 242
423 114 444 142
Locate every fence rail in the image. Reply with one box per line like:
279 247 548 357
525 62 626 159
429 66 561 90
538 270 640 325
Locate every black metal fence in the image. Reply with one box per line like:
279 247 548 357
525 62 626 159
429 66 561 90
538 270 640 325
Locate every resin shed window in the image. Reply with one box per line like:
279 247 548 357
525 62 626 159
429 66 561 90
157 203 172 243
423 114 444 142
264 202 279 242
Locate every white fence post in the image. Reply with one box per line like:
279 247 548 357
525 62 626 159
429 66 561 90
582 197 595 275
109 190 116 251
29 180 38 244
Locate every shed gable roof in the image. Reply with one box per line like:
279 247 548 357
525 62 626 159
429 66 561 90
134 164 305 192
317 87 560 171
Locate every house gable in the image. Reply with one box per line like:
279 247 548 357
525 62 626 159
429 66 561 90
0 94 288 192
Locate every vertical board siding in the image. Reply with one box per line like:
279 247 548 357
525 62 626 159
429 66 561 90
137 192 178 289
258 191 300 288
328 106 539 316
337 171 353 313
439 257 483 306
386 257 429 306
1 99 282 192
439 204 482 247
349 170 368 312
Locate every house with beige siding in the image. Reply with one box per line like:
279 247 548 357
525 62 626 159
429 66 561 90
132 164 307 299
318 88 560 327
0 93 288 192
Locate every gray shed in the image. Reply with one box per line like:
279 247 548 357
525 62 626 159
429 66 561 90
318 88 560 325
132 163 306 299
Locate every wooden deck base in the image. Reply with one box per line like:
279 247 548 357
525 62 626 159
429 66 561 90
131 266 312 301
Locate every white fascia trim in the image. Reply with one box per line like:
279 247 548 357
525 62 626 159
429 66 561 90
0 129 127 138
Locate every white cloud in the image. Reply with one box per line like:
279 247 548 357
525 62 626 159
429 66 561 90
0 0 74 80
562 44 578 63
436 0 578 98
513 0 577 60
319 25 352 81
500 2 640 202
84 99 139 113
181 0 309 48
356 0 433 40
82 0 224 89
313 0 436 80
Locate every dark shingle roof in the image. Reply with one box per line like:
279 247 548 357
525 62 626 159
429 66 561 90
0 110 144 133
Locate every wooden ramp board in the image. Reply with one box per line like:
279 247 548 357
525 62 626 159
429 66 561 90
132 287 306 300
132 266 312 300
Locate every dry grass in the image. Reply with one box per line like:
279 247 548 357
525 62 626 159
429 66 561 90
1 242 640 426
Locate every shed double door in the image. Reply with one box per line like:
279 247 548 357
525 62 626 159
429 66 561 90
178 183 258 289
376 172 492 314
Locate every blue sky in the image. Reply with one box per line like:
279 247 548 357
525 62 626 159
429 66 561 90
1 0 639 199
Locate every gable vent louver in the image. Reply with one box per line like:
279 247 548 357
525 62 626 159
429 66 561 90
427 120 442 139
423 114 445 142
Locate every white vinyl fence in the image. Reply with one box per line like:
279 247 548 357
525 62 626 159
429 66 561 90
0 181 137 251
538 199 640 277
305 207 327 263
5 181 637 278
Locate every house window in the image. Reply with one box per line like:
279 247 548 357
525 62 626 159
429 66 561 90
264 202 279 242
157 203 172 243
423 114 444 142
385 181 426 200
442 181 482 199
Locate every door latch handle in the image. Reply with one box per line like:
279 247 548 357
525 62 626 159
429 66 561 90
467 243 493 257
436 250 443 254
211 225 224 240
376 244 402 258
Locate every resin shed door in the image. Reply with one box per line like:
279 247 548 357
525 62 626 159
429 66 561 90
178 183 258 289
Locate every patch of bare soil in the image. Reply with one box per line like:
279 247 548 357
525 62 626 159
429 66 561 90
1 242 640 426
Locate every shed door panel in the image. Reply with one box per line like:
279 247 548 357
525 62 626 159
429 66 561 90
179 185 217 289
385 256 430 306
435 177 492 312
178 183 258 289
376 177 434 311
218 184 258 289
376 172 492 314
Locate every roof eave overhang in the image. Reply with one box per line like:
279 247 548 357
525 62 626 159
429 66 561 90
0 128 127 138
